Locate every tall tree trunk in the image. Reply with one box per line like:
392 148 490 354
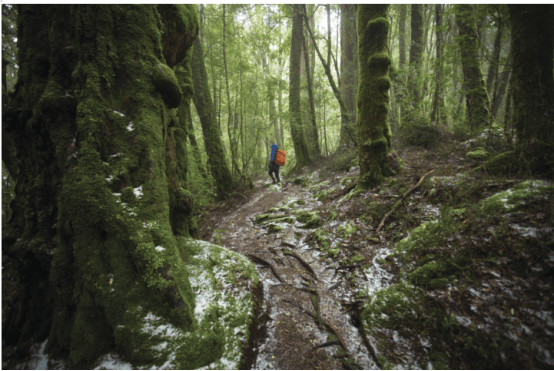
191 9 233 199
486 20 503 97
186 109 207 179
301 9 320 158
508 5 554 173
407 4 424 114
289 9 311 168
492 69 511 119
431 4 446 124
455 4 491 132
339 4 358 147
2 5 256 369
357 5 397 189
396 4 408 126
300 5 357 147
222 5 241 178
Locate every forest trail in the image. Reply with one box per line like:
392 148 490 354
199 141 554 370
200 173 386 370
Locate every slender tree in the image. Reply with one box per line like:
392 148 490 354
301 9 320 158
289 8 311 168
430 4 446 124
356 5 397 189
222 5 242 179
300 5 357 146
455 4 492 132
191 10 234 199
407 4 424 112
339 4 358 147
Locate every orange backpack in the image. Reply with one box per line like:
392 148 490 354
275 150 286 166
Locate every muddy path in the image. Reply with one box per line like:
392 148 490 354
199 174 388 370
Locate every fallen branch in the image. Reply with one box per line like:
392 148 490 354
377 169 435 233
283 250 319 281
358 318 383 369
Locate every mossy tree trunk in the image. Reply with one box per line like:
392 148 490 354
339 4 358 148
1 5 232 368
289 9 311 169
356 5 397 189
190 14 233 199
508 5 554 174
455 4 492 132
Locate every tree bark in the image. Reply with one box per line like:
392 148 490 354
508 5 554 173
300 5 357 147
191 11 234 199
486 19 503 97
339 4 358 147
301 9 320 158
222 5 242 179
408 4 424 113
357 5 397 189
431 4 446 124
289 9 311 168
186 109 207 179
455 4 492 132
1 5 254 369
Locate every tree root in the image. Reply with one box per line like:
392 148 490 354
312 339 339 350
377 169 434 233
283 250 318 281
283 299 350 356
328 281 342 290
337 264 361 270
245 254 284 282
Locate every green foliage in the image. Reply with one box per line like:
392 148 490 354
398 116 442 149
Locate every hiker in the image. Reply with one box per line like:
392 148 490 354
268 144 281 184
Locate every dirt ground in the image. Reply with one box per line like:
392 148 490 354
198 135 554 370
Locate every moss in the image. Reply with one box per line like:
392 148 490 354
368 52 392 70
267 224 284 234
475 150 516 175
466 149 490 161
152 63 182 109
313 186 337 202
337 223 357 239
296 211 322 228
359 179 553 368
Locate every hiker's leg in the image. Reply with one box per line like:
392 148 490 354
276 169 280 183
268 169 276 183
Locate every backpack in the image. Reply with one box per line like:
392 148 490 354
275 149 286 166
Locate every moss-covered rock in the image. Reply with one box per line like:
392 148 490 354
359 179 554 369
97 239 257 369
